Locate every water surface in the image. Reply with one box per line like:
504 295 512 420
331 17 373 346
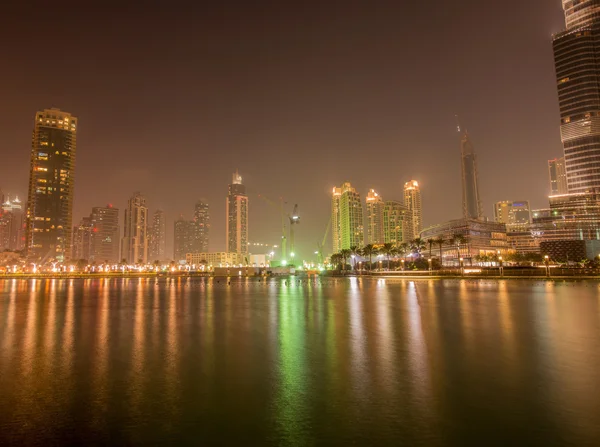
1 277 600 445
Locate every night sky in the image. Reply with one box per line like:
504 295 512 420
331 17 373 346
0 1 566 258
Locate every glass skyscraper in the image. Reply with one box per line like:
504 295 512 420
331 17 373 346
226 171 248 255
553 0 600 193
460 133 483 220
26 108 77 263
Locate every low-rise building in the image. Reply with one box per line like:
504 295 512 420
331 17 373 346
186 252 244 267
420 218 508 265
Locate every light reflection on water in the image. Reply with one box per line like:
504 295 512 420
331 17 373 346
1 277 600 445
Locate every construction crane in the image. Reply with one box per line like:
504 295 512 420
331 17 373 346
288 204 300 262
316 217 331 265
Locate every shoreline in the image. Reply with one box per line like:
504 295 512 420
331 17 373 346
0 273 599 281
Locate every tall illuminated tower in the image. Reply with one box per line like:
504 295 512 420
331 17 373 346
460 133 484 220
90 204 120 263
149 209 166 262
226 171 248 255
404 180 423 238
331 182 364 251
26 108 77 262
553 1 600 192
366 189 385 244
121 192 148 264
193 200 210 253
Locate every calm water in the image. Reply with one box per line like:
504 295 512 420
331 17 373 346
1 277 600 446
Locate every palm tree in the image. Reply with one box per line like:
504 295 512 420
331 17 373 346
362 244 378 271
330 253 341 271
449 233 467 263
340 249 352 272
434 237 445 267
381 243 394 270
399 242 410 263
426 238 435 259
411 238 426 257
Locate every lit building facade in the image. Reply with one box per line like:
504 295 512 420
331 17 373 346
186 252 244 267
331 182 364 251
460 133 483 219
530 191 600 242
366 189 385 245
553 2 600 193
174 217 194 262
383 200 410 246
90 205 120 263
549 157 569 195
404 180 422 239
26 108 77 262
226 171 248 255
193 200 210 253
420 218 508 265
149 209 166 262
494 201 532 231
121 192 148 264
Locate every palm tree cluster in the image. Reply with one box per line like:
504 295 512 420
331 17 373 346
328 238 433 272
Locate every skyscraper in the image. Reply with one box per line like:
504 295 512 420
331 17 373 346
331 182 364 251
121 192 148 264
383 200 410 246
366 189 385 245
460 132 483 220
174 216 194 261
553 1 600 193
226 171 248 255
548 157 569 195
26 108 77 262
90 205 120 263
192 200 210 253
494 201 532 231
72 217 93 261
404 180 423 239
149 209 166 262
1 196 25 252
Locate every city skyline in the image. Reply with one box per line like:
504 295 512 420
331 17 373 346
0 1 569 259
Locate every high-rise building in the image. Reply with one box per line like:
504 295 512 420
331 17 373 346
26 108 77 262
383 200 410 246
226 171 248 255
149 209 166 262
192 200 210 253
494 201 532 231
460 132 483 220
404 180 423 239
553 2 600 193
331 182 364 251
366 189 385 245
174 216 194 261
72 217 93 261
548 157 569 195
121 192 148 264
1 196 25 251
90 205 120 263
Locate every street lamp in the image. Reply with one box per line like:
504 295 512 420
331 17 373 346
428 258 432 275
544 255 550 278
401 259 405 271
499 256 504 278
460 257 464 277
